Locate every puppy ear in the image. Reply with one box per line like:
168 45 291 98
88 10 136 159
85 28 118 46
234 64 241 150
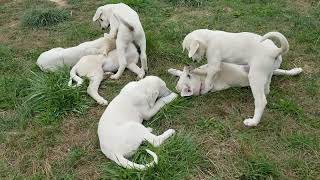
168 68 183 77
93 7 103 22
181 85 193 97
188 40 199 58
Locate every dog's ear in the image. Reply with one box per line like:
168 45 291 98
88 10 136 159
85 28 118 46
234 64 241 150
168 68 183 77
188 40 199 58
93 7 103 22
181 85 193 97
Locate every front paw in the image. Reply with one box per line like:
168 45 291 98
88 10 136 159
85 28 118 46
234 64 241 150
110 74 120 80
162 93 178 104
243 118 259 127
137 70 145 79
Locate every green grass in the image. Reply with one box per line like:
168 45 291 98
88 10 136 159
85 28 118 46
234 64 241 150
0 0 319 179
22 8 70 28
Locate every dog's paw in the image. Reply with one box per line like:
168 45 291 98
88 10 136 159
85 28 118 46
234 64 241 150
146 127 153 132
243 118 259 127
97 99 108 106
137 70 145 79
110 74 120 80
162 129 176 139
290 68 303 75
162 93 178 104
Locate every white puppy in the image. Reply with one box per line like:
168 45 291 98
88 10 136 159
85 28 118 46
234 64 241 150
183 30 290 126
98 76 177 170
169 65 302 125
68 43 144 105
36 33 116 72
93 3 148 79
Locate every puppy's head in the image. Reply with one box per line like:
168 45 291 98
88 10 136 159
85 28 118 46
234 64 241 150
168 66 202 97
182 33 206 62
93 5 113 30
140 76 172 107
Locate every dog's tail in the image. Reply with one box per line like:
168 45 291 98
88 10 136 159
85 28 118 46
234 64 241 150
260 32 289 56
273 68 303 76
68 67 83 87
114 149 158 171
113 13 134 32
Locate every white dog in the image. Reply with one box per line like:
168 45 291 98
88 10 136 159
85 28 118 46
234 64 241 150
68 42 144 105
183 30 290 126
98 76 177 170
168 65 302 96
36 33 116 72
93 3 148 79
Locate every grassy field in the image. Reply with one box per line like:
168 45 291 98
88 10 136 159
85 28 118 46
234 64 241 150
1 0 319 179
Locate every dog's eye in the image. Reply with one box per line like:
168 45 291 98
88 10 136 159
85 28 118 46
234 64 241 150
187 74 191 79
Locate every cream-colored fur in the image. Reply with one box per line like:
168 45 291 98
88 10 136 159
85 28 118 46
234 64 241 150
68 43 144 105
98 76 177 170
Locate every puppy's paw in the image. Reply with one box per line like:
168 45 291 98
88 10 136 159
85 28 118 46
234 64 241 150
243 118 259 127
163 129 176 138
110 74 120 80
137 70 145 79
162 93 178 104
290 68 303 75
97 99 108 106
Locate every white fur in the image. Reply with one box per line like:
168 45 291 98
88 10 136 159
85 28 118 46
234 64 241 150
36 34 116 72
169 64 302 126
98 76 177 170
93 3 148 79
68 43 144 105
182 30 293 126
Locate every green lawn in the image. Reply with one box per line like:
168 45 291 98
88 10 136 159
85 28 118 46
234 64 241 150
0 0 319 179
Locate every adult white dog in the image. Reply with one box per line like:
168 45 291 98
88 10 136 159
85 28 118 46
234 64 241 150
68 42 144 105
183 30 290 126
98 76 177 170
93 3 148 80
36 33 115 72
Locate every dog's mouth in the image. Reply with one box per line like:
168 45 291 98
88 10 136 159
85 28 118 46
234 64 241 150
101 24 110 31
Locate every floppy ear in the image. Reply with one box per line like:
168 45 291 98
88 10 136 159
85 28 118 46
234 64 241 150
168 68 183 77
188 40 199 58
181 85 193 97
146 88 159 108
93 7 103 22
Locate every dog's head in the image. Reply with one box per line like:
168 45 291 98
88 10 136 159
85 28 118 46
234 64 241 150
141 76 172 106
93 5 114 30
182 33 206 62
168 66 203 97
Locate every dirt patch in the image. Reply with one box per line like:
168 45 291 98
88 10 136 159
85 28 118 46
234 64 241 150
49 0 67 7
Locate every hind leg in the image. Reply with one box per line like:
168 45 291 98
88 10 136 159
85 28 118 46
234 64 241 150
136 36 148 71
127 63 145 79
244 66 269 127
87 72 108 105
143 129 176 147
264 73 273 95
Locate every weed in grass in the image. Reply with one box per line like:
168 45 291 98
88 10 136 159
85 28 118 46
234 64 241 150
286 132 318 151
23 68 91 125
166 0 207 7
100 133 207 179
240 154 281 179
269 98 304 118
22 8 70 28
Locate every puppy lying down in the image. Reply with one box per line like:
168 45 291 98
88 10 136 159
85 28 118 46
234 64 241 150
36 33 115 72
68 42 145 105
169 64 302 126
98 76 177 170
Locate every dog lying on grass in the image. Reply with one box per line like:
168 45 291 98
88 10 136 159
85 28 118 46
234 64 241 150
98 76 177 170
68 41 144 105
183 30 293 126
36 33 116 72
168 64 302 126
